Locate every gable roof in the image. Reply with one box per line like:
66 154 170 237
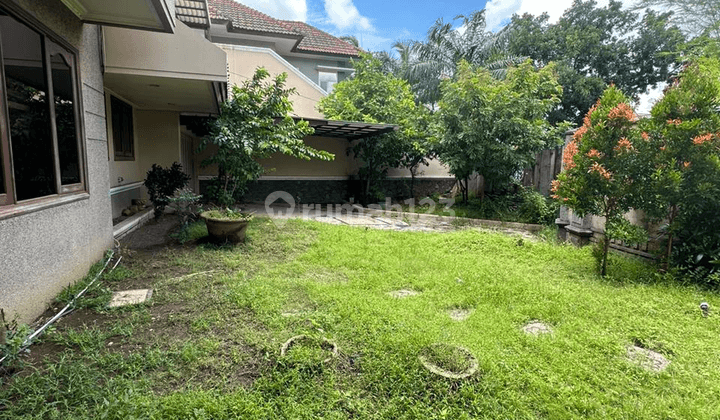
207 0 361 57
281 21 360 57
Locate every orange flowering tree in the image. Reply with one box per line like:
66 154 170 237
636 58 720 276
552 86 645 276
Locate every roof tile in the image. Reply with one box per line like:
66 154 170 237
208 0 360 57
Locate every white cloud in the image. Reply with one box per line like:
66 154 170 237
323 0 373 31
241 0 307 22
484 0 638 31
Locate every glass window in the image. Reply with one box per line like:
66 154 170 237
0 6 85 206
111 96 134 160
49 41 81 186
319 71 338 93
1 11 55 201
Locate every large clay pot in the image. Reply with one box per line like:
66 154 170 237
201 211 250 243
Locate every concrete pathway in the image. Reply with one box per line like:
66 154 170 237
242 203 541 238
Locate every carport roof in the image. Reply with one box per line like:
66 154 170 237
300 118 398 140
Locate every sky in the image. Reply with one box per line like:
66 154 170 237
237 0 660 111
239 0 641 52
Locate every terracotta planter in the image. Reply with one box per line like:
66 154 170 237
201 211 250 243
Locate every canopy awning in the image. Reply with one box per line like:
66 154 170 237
103 21 227 113
61 0 175 33
300 118 398 140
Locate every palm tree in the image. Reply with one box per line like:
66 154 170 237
339 35 360 48
407 10 526 105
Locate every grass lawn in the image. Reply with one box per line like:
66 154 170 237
1 218 719 419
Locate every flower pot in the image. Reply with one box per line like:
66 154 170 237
201 211 250 243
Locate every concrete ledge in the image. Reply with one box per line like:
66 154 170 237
113 208 154 240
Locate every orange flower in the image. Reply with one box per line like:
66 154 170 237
563 139 579 170
693 133 713 145
613 137 633 153
641 131 649 141
682 161 691 169
586 149 603 159
667 118 682 126
573 125 588 141
660 145 666 151
583 101 600 126
589 162 612 180
550 179 560 193
608 103 638 122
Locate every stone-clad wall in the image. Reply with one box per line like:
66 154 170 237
0 0 113 324
199 177 457 205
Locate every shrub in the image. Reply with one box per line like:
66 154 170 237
518 187 559 225
143 163 190 219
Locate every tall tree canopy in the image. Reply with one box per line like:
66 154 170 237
376 11 525 106
504 0 685 125
319 54 432 203
632 0 720 37
437 60 567 202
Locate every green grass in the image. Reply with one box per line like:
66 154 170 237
1 218 719 419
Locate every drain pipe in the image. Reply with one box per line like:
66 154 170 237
0 250 119 366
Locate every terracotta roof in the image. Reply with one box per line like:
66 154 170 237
176 0 211 28
282 21 360 57
207 0 361 57
209 0 299 36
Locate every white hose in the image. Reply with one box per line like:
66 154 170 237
0 250 117 365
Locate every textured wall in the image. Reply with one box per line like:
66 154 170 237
222 46 326 119
0 3 113 324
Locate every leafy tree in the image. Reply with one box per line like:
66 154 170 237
505 0 685 125
632 0 720 37
552 86 646 276
200 67 333 205
635 58 720 276
318 54 432 204
437 60 567 203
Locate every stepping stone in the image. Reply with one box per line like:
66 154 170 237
108 289 152 308
522 320 552 335
626 345 670 372
389 289 419 298
448 309 473 321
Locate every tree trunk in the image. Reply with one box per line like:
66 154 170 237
662 205 678 270
409 167 416 199
600 234 611 277
478 175 485 202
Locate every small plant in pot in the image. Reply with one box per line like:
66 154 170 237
198 67 334 241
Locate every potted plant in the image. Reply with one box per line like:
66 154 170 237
200 207 253 243
198 67 333 242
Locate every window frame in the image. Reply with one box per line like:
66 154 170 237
0 0 87 212
111 95 135 161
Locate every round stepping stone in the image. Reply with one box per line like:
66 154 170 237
280 335 338 364
522 320 552 335
626 345 670 372
389 289 419 298
418 343 479 379
448 309 473 321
